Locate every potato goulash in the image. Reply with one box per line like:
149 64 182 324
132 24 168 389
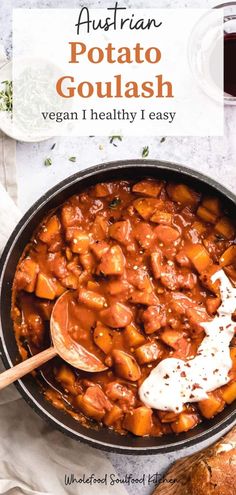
12 179 236 437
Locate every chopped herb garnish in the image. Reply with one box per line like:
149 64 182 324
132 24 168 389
142 145 149 158
44 157 52 167
109 135 122 146
215 233 224 242
160 137 166 143
109 197 121 209
0 80 13 112
68 156 76 162
50 143 56 150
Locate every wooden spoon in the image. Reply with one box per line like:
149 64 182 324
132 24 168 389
0 291 107 391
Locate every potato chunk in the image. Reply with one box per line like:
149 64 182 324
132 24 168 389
197 206 217 224
124 324 146 347
133 222 154 249
105 381 135 406
142 305 166 334
106 278 129 295
202 196 221 216
185 243 212 272
109 220 131 245
93 182 113 197
129 290 159 306
99 245 126 275
132 179 163 197
80 253 96 273
205 296 221 315
61 204 82 228
87 280 99 291
90 241 109 259
112 349 141 381
56 365 75 387
135 342 162 364
70 229 90 254
91 214 109 241
127 267 153 291
158 411 181 423
100 302 133 328
230 347 236 370
103 405 124 426
123 407 153 436
39 215 61 244
16 258 39 292
154 225 180 245
35 273 56 300
221 381 236 404
186 306 211 334
220 245 236 267
93 323 113 354
78 288 106 310
171 413 198 433
198 393 224 418
133 198 162 220
150 210 172 225
160 329 183 349
167 183 200 207
76 385 112 420
215 217 235 239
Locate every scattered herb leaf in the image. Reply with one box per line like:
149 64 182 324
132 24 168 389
50 143 56 150
44 157 52 167
68 156 76 162
215 233 225 242
142 146 149 158
0 80 13 112
160 137 166 143
109 197 121 209
109 135 122 147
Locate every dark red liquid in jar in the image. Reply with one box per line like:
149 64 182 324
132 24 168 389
224 33 236 96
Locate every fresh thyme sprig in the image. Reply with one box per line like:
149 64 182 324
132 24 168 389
109 135 122 147
44 157 52 167
0 80 13 112
142 145 149 158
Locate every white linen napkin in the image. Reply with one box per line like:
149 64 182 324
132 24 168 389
0 47 127 495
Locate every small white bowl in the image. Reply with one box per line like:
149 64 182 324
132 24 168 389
0 61 51 142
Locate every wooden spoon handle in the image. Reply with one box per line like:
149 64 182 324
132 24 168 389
0 346 57 390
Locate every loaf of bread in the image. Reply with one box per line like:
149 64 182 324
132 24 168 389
153 427 236 495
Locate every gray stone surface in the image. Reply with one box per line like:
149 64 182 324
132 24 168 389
0 1 236 494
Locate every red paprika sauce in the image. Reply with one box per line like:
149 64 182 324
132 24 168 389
12 179 236 436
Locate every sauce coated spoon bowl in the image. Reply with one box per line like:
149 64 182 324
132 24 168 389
0 291 107 391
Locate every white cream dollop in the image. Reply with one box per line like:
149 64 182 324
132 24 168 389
139 270 236 412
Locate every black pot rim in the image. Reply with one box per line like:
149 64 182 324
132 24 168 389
0 158 236 455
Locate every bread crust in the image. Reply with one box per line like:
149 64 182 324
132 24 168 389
188 448 236 495
153 427 236 495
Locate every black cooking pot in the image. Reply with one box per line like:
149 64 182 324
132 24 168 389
0 159 236 454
